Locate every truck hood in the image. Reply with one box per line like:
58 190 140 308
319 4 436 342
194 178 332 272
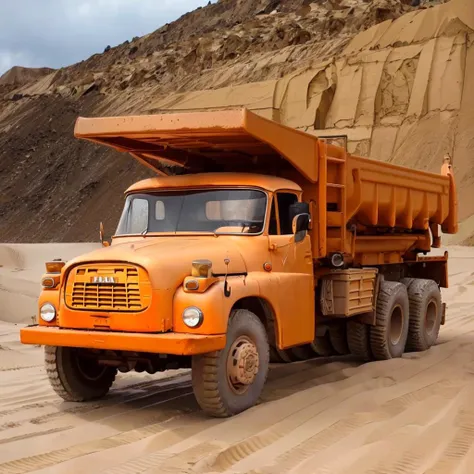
63 237 247 289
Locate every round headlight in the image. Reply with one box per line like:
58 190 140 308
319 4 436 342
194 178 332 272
40 303 56 322
182 307 203 328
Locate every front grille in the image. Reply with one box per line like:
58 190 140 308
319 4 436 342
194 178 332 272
65 265 149 311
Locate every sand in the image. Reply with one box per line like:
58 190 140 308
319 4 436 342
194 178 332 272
0 244 100 325
0 67 54 88
1 243 474 473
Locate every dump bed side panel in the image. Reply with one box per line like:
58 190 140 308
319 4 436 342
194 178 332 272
294 142 456 262
347 154 451 231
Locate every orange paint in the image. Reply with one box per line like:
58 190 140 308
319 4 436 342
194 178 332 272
20 326 225 355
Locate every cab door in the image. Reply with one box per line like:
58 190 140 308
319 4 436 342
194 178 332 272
268 191 315 348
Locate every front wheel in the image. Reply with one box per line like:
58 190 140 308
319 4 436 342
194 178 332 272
191 309 270 417
45 346 117 402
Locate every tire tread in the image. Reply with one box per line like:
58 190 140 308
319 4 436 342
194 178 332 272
44 346 116 402
192 309 269 417
401 278 442 352
370 280 409 360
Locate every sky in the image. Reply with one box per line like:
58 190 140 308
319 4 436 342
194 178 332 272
0 0 213 75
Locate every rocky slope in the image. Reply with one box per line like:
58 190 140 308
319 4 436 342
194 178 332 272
0 0 469 243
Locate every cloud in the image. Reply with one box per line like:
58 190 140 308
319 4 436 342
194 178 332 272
0 0 213 75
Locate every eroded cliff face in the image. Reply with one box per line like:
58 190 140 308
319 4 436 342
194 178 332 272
1 0 470 243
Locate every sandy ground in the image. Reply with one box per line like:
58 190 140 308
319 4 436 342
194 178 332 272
1 243 474 473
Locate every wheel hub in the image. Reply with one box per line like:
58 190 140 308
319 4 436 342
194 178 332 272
228 338 259 388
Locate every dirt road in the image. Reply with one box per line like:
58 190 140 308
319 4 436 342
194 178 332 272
1 245 474 473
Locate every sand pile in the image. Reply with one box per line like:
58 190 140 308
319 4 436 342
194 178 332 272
0 66 54 87
0 0 471 243
0 243 99 324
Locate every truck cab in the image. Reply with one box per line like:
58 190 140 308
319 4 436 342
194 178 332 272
53 172 315 341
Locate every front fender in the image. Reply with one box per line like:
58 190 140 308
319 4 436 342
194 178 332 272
173 276 259 335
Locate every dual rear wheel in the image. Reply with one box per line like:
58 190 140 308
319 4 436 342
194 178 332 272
347 278 443 361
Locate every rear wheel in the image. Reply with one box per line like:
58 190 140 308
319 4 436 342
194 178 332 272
347 320 372 361
45 346 117 402
329 323 350 355
289 344 315 361
192 309 270 417
401 278 442 352
270 346 295 363
370 281 409 360
310 331 336 357
270 346 287 363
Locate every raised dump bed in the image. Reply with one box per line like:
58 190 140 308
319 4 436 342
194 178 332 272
75 108 457 262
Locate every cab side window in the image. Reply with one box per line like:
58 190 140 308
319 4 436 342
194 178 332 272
268 192 299 235
277 193 299 235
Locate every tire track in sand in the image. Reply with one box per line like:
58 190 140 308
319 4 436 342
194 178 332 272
308 382 469 474
192 343 472 474
0 391 195 474
203 380 461 474
99 346 462 474
3 360 359 474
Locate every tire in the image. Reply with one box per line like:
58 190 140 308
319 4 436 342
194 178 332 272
191 309 270 417
370 280 409 360
400 278 442 352
45 346 117 402
289 344 315 361
270 345 287 363
347 320 372 361
270 345 294 363
329 323 349 355
310 331 336 357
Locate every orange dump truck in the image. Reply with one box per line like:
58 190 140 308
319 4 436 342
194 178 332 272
20 109 458 417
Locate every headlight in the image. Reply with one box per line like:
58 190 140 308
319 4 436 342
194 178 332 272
182 307 203 328
40 303 56 322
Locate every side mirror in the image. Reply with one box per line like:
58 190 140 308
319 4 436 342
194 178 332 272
292 213 311 243
289 202 310 222
99 222 110 247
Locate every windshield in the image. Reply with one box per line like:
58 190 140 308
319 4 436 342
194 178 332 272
115 189 267 236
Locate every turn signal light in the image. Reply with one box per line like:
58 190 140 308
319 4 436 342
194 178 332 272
191 259 212 278
45 261 65 273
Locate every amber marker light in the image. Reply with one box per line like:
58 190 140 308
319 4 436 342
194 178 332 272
185 279 200 291
45 261 65 273
41 277 57 288
191 259 212 278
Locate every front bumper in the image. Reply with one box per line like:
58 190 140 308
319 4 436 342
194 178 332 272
20 325 226 355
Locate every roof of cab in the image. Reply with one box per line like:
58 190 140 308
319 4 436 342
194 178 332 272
125 172 302 194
